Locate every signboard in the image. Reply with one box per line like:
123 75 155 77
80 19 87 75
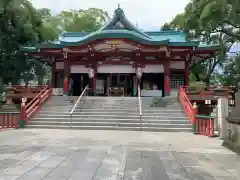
104 40 123 45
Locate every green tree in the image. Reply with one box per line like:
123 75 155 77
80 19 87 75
0 1 109 84
167 0 234 84
36 8 60 42
0 0 55 84
56 8 109 32
217 56 240 86
182 0 240 41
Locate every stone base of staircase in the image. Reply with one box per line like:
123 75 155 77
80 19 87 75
25 124 192 132
222 139 240 155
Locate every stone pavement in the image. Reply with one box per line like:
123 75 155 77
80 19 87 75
0 129 239 180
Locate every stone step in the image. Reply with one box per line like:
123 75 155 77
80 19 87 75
32 114 188 119
28 96 190 132
27 121 191 128
42 105 73 107
29 119 189 124
32 117 139 121
35 111 184 116
31 118 189 123
76 106 141 109
38 108 183 113
25 124 192 132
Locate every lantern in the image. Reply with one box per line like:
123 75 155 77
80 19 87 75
21 97 27 107
205 100 211 105
88 68 94 79
136 67 142 79
22 97 27 103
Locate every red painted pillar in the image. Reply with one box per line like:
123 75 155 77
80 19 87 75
136 76 139 96
51 62 56 88
63 59 70 95
164 60 171 96
185 61 190 87
92 71 96 95
63 76 68 94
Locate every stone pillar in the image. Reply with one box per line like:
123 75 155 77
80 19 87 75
217 97 229 139
63 59 70 95
164 60 170 96
185 61 189 87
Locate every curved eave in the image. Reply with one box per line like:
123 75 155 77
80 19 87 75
169 41 200 47
20 46 38 52
196 45 222 51
36 43 64 49
20 44 64 50
61 30 170 46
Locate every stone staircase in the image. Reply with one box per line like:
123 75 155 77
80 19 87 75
26 96 192 132
141 97 192 132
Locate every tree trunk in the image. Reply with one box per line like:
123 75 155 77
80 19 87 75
38 76 43 85
193 73 201 81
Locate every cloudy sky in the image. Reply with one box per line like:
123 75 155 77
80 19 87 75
31 0 190 31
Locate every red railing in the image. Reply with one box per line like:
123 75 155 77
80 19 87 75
181 85 234 98
0 112 19 130
21 86 52 121
178 86 215 137
178 86 197 124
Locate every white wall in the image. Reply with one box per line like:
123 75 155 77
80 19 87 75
143 65 164 73
70 65 88 73
98 65 135 73
170 61 185 69
56 62 64 70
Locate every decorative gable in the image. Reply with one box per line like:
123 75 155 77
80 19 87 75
101 7 150 39
113 20 126 29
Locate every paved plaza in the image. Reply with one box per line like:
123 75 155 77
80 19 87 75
0 129 239 180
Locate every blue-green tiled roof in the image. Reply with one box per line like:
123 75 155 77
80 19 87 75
60 30 188 43
61 30 170 46
58 8 196 46
145 31 187 42
22 8 219 50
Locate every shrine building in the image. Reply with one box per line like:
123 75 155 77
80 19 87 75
21 7 219 97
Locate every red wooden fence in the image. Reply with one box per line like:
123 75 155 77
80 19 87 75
0 112 19 130
0 86 52 130
196 115 215 137
178 86 215 137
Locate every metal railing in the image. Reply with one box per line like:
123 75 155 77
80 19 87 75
69 85 89 127
138 85 143 131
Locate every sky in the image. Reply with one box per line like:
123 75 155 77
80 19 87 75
31 0 190 31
